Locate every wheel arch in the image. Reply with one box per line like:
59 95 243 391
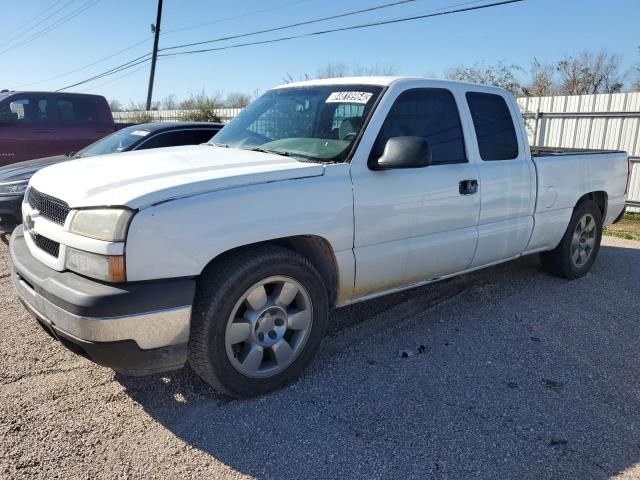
198 235 340 307
576 191 607 219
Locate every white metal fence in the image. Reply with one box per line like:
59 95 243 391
112 107 243 124
517 92 640 212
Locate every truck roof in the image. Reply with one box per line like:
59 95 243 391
275 76 507 93
0 91 107 99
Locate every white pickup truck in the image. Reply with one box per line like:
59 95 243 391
10 77 630 398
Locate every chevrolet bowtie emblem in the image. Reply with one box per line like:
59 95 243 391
25 213 36 236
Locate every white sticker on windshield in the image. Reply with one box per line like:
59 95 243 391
326 91 373 104
131 130 151 136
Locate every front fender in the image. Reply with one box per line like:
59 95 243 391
125 163 354 293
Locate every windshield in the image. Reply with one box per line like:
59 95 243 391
212 85 383 162
76 126 151 157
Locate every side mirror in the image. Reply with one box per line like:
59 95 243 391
373 136 432 170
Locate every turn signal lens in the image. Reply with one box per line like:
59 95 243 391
108 255 126 283
66 247 126 283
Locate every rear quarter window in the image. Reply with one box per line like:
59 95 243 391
56 97 99 124
466 92 519 161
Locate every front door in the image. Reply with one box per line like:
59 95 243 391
0 94 55 165
351 87 481 299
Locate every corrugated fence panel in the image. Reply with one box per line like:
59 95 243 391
620 94 640 155
518 91 640 211
629 160 640 209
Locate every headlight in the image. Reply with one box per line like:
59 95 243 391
69 208 133 241
0 180 28 196
66 247 126 283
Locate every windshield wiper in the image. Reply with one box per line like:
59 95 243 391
245 147 292 157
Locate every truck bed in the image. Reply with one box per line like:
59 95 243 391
524 148 629 254
531 146 625 157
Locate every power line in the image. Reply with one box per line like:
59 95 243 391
53 0 417 91
0 0 101 57
17 0 312 89
162 0 315 36
159 0 524 58
15 36 153 88
160 0 419 53
79 64 149 93
55 0 523 92
56 55 152 91
0 0 76 46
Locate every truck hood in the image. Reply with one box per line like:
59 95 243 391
29 145 325 209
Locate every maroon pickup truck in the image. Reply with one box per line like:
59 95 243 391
0 91 116 166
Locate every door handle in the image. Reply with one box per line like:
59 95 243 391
459 179 478 195
34 129 52 133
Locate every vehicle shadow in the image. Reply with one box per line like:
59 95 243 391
117 244 640 479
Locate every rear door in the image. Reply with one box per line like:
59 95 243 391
351 86 481 299
462 90 535 267
0 94 55 165
52 95 112 155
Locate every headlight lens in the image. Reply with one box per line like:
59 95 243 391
69 208 133 241
0 180 29 196
66 247 126 283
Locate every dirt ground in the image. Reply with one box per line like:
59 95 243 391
1 233 640 479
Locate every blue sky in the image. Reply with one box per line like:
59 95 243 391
1 0 639 104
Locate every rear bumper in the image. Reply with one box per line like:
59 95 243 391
10 226 196 375
0 195 22 231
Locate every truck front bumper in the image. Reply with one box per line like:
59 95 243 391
10 226 196 375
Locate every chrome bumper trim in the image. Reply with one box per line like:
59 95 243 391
13 272 192 350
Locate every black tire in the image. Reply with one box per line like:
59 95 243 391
540 199 603 279
188 245 328 398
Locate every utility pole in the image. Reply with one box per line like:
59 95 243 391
145 0 163 111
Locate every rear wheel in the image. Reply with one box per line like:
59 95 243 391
188 245 328 398
540 199 603 279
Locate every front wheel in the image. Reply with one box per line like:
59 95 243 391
188 245 328 398
540 199 603 279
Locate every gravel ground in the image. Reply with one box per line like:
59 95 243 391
1 233 639 480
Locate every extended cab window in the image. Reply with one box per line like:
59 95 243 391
466 92 519 160
370 88 467 165
0 96 50 123
56 97 99 124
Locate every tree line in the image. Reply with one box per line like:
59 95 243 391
446 50 637 96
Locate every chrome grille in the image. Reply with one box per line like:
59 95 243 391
27 188 70 225
32 234 60 258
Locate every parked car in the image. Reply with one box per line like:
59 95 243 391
0 122 223 229
0 91 119 167
10 78 630 398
